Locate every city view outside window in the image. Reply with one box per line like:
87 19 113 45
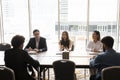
55 0 88 51
0 0 120 51
30 0 58 49
89 0 118 49
1 0 29 45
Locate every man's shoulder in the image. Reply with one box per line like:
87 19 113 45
17 49 29 56
5 49 12 53
5 49 27 55
29 38 35 41
30 37 35 40
97 50 120 58
40 37 46 40
20 49 27 52
96 52 105 59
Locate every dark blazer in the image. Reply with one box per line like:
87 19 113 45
90 48 120 80
25 37 47 52
4 48 40 80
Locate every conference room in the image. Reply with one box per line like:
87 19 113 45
0 0 120 80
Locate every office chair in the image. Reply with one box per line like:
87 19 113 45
71 44 74 51
53 59 76 80
0 66 15 80
102 66 120 80
0 43 11 51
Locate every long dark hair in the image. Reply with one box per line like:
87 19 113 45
61 31 70 41
93 30 101 41
60 31 70 48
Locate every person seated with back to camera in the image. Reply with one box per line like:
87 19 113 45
4 35 40 80
25 29 47 53
86 30 103 53
59 31 73 51
90 36 120 80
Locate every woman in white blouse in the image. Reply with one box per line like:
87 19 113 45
87 30 103 52
87 31 103 78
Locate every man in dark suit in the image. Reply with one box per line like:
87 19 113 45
25 29 47 52
4 35 40 80
25 29 47 78
90 36 120 80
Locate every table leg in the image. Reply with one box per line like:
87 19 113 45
43 69 46 80
48 68 49 80
84 68 87 80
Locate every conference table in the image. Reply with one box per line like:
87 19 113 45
30 50 95 68
0 50 98 80
29 50 97 80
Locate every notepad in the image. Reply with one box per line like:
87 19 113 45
89 52 99 55
28 51 37 54
56 52 62 55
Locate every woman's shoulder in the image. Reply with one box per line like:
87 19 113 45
69 39 73 43
97 40 103 44
59 40 63 43
88 41 94 44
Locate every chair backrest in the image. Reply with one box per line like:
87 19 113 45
102 66 120 80
53 60 75 80
71 44 74 51
0 43 11 51
0 66 15 80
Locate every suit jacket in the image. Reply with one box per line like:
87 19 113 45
4 48 40 80
90 48 120 80
25 37 47 52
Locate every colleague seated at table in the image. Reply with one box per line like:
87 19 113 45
4 35 40 80
90 36 120 80
25 29 47 53
87 30 103 53
87 31 103 78
59 31 73 51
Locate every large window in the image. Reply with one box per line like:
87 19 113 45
89 0 118 49
58 0 88 51
30 0 58 49
0 0 120 50
2 0 29 45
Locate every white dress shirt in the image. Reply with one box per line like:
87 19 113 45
36 38 40 49
87 40 103 52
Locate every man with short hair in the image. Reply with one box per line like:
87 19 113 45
25 29 47 52
4 35 40 80
25 29 47 79
90 36 120 80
